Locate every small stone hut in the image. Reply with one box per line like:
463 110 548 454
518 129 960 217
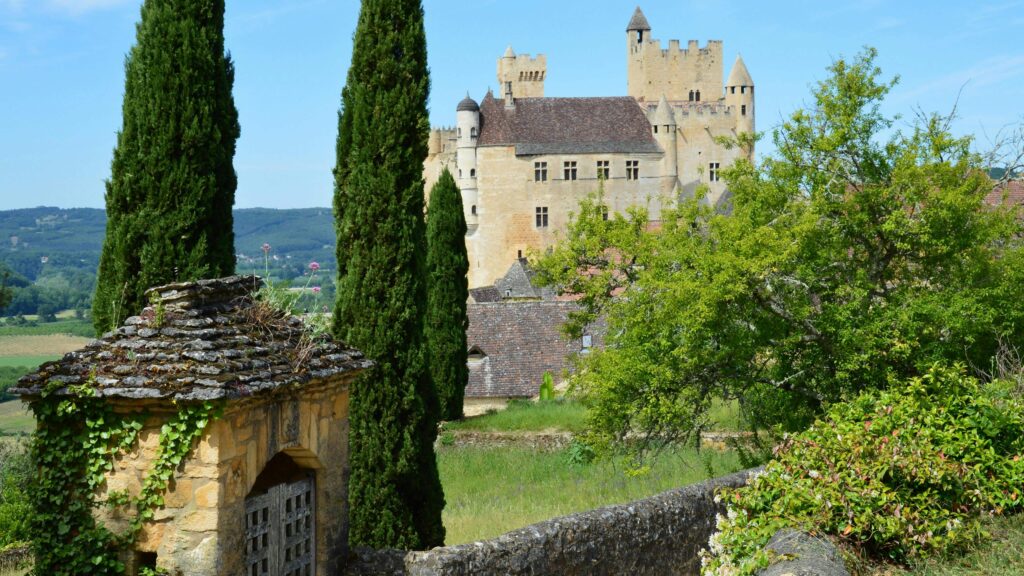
14 276 371 576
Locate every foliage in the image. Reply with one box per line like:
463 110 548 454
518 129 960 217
0 270 12 316
701 365 1024 575
539 372 555 401
0 318 94 338
426 168 470 421
0 439 32 546
0 368 32 402
332 0 444 549
534 48 1024 457
93 0 240 335
27 375 220 576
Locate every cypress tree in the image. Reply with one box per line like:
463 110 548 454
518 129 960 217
426 168 469 421
92 0 239 335
333 0 445 549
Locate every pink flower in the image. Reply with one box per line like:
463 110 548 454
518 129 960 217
261 243 271 253
312 286 321 294
309 261 320 272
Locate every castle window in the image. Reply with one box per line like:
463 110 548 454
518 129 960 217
741 86 747 94
458 128 462 138
534 161 548 182
535 206 549 228
471 205 477 216
730 86 736 94
470 127 477 139
709 162 721 182
637 30 644 44
653 125 658 134
626 160 639 180
470 169 476 177
518 249 523 258
741 105 747 116
695 90 701 102
600 205 609 221
564 161 577 181
596 160 610 180
688 90 695 102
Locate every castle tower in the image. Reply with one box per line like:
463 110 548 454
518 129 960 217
456 94 480 229
725 54 754 134
625 7 652 98
496 45 546 105
652 95 678 182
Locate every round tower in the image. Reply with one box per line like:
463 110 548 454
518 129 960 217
725 54 755 136
456 94 480 229
626 7 652 100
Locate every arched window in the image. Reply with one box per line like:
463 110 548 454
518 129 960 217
695 90 701 102
471 205 477 216
470 127 477 138
688 90 694 102
470 169 476 177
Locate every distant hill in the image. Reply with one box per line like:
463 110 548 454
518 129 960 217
0 206 337 282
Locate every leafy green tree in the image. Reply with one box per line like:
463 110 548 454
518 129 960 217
332 0 445 549
92 0 239 334
426 168 469 421
0 271 12 315
535 48 1024 457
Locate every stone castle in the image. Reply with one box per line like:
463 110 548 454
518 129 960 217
424 7 755 288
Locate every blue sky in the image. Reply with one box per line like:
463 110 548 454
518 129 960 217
1 0 1022 210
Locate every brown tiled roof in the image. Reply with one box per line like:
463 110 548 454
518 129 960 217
985 179 1024 207
466 302 602 398
477 92 662 156
14 276 371 402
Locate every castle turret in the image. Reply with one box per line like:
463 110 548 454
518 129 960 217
497 45 546 107
456 94 480 229
726 54 754 134
652 95 678 181
626 7 651 98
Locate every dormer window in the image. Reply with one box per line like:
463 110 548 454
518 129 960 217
468 346 487 363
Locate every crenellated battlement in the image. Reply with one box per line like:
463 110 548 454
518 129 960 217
498 50 547 98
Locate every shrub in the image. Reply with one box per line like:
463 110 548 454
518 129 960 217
701 365 1024 575
0 440 33 546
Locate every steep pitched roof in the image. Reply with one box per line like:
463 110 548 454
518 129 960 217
726 54 754 87
466 302 600 398
477 92 662 156
626 7 652 31
985 179 1024 208
652 95 676 126
14 276 371 402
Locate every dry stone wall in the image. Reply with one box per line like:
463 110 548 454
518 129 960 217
348 468 758 576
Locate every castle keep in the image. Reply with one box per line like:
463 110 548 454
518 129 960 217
425 7 755 288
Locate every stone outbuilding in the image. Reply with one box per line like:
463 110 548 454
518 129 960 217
14 276 371 576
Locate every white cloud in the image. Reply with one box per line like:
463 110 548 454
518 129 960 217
893 54 1024 103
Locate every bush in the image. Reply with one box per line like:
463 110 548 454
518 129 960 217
0 440 33 546
701 365 1024 575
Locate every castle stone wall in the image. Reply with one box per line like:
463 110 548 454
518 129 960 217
346 468 758 576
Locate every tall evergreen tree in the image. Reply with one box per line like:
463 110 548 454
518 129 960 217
333 0 445 549
92 0 239 334
426 168 469 421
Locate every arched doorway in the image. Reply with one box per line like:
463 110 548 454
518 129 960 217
245 452 316 576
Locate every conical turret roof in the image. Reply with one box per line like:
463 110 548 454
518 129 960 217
503 45 516 58
626 7 651 31
652 95 675 126
727 54 753 87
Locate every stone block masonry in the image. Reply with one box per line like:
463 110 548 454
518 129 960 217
347 468 758 576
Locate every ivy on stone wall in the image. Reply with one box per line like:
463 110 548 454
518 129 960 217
28 377 220 576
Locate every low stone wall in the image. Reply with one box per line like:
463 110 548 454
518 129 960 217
0 546 30 576
348 468 758 576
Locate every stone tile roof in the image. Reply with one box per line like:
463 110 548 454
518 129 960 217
469 286 501 303
466 302 601 398
14 276 371 402
626 6 652 31
494 259 556 300
477 92 662 156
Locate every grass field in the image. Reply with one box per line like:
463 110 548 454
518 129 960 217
0 318 93 338
0 402 32 436
437 445 743 545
